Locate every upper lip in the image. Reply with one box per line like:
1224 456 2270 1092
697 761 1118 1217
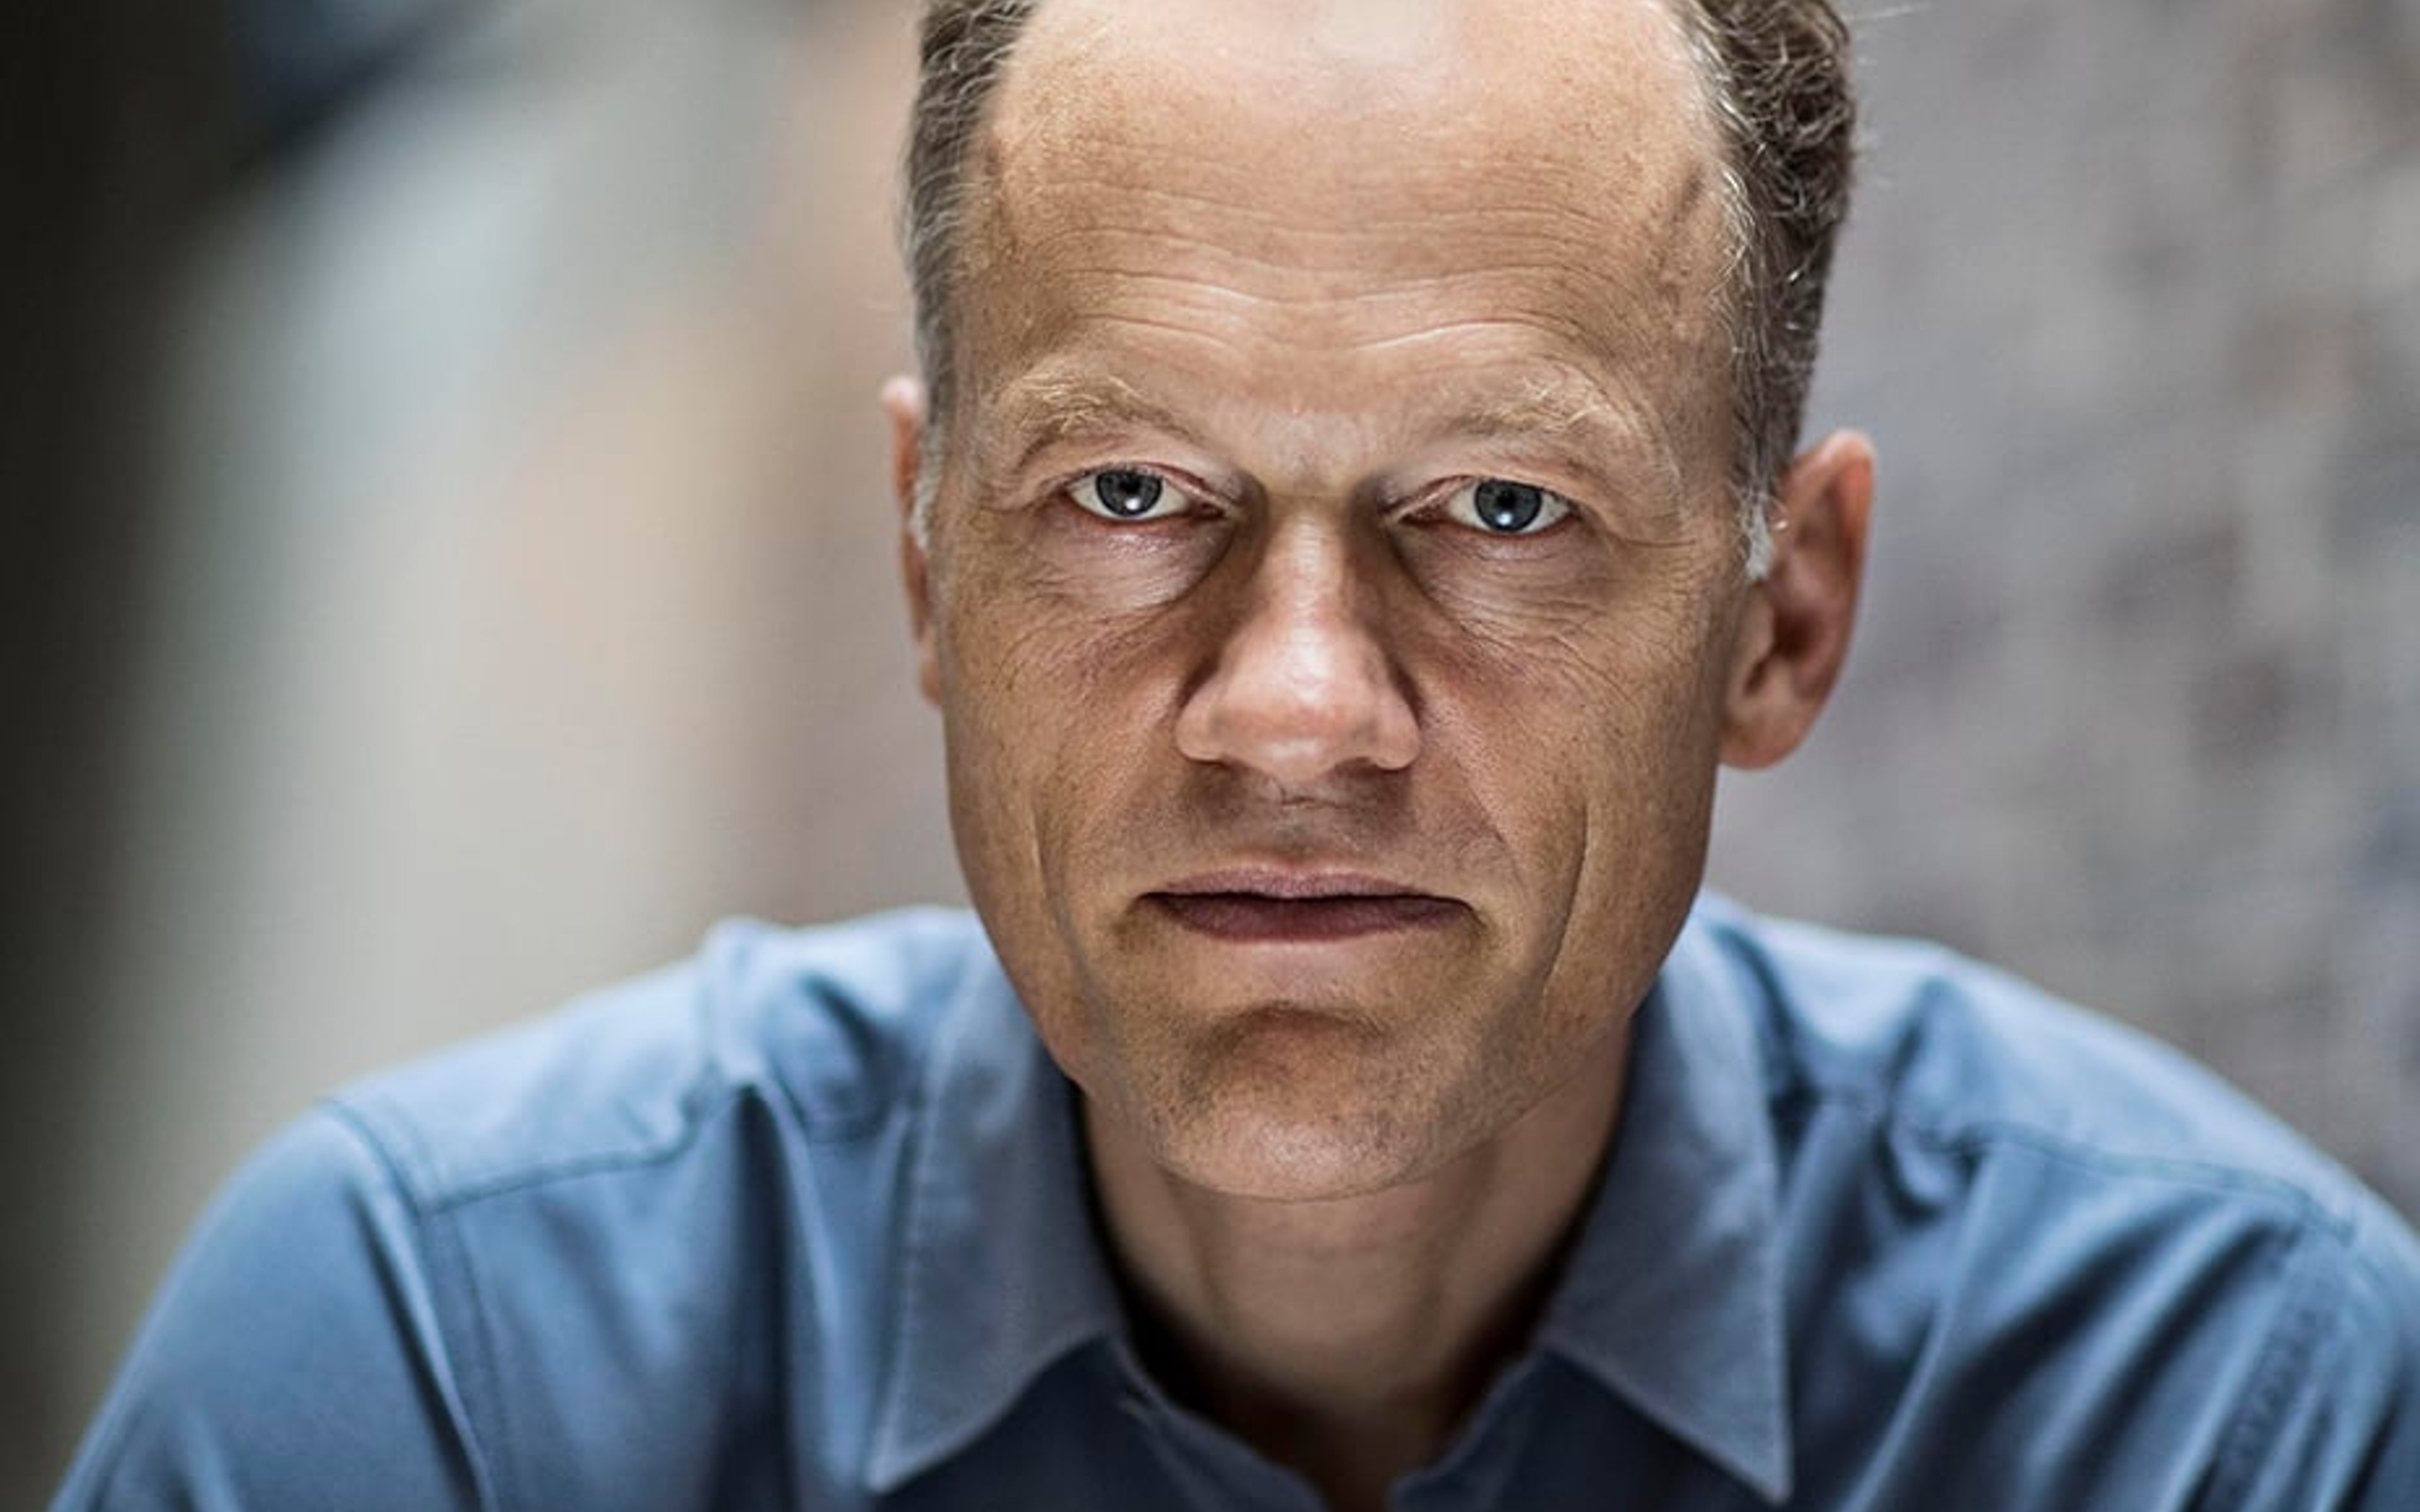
1151 869 1447 902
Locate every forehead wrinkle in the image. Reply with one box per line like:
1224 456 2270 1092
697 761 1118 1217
996 179 1649 311
976 125 1732 399
984 250 1719 399
993 139 1718 293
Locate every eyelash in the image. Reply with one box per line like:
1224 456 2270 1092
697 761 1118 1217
1400 478 1570 537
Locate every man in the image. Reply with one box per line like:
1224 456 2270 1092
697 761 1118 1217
55 0 2420 1508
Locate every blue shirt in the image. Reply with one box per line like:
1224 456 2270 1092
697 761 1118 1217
55 896 2420 1510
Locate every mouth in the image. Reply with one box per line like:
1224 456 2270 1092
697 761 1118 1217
1146 869 1467 941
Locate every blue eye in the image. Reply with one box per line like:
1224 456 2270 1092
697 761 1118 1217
1445 478 1570 535
1070 469 1182 522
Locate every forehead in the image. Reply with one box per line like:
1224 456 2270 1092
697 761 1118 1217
958 0 1734 459
999 0 1716 150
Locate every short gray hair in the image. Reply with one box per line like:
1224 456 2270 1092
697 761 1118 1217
899 0 1857 573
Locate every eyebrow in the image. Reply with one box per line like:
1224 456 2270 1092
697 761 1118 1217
976 369 1207 483
1449 372 1620 438
1439 371 1691 508
977 363 1690 508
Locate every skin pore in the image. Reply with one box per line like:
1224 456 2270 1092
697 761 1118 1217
886 0 1873 1506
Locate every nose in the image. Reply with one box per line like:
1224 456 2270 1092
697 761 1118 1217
1173 522 1420 789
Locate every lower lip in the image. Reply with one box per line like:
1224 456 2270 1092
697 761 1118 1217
1149 892 1465 941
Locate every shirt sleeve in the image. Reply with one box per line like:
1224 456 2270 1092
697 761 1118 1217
2206 1201 2420 1512
50 1108 493 1512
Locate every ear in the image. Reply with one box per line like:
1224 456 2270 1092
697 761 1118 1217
1720 430 1874 769
882 375 943 706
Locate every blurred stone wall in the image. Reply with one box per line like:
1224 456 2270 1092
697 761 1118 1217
1708 0 2420 1218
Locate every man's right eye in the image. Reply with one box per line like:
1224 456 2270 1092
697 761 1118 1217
1069 468 1184 522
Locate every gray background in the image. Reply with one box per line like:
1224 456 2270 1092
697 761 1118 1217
9 0 2416 1502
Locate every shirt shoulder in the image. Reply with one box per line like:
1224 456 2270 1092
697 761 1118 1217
1680 896 2420 1511
1691 897 2370 1222
51 1109 495 1511
54 907 1009 1512
334 906 996 1206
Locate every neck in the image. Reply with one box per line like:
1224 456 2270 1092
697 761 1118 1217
1083 1026 1630 1511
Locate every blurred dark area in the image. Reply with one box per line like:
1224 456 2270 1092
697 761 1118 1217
4 0 492 1494
4 2 234 1498
234 0 465 168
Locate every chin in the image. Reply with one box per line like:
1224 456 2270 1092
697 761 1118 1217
1120 1034 1466 1203
1155 1119 1437 1204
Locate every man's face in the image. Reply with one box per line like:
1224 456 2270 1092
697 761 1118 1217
902 0 1766 1201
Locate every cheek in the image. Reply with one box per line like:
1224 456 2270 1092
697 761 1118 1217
1418 571 1736 923
1023 506 1231 616
1424 566 1731 776
932 556 1177 866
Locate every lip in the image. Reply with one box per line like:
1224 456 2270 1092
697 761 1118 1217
1147 869 1467 941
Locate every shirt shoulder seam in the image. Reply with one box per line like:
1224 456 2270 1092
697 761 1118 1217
332 1072 775 1216
316 1101 517 1511
1771 1077 2356 1240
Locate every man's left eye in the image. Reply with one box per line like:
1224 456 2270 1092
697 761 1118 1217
1069 468 1185 522
1442 478 1571 536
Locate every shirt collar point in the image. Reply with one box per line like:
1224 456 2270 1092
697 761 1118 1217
872 949 1126 1491
1536 895 1796 1503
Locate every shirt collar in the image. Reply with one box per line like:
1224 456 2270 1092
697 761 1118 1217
1538 894 1795 1503
867 947 1125 1492
868 899 1794 1500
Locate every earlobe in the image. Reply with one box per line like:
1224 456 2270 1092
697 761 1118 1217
1719 430 1874 770
882 376 944 706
